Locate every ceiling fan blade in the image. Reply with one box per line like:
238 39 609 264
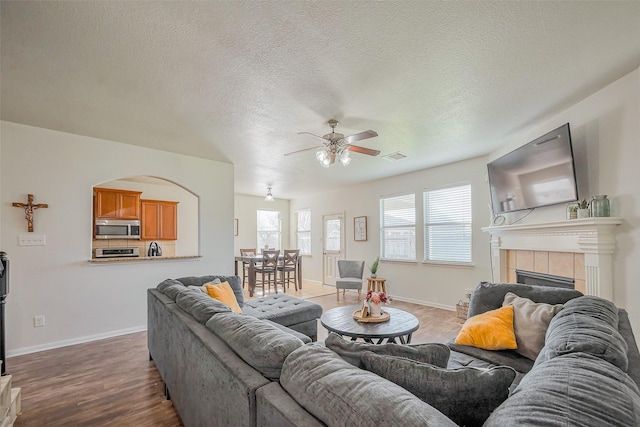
343 130 378 144
284 145 324 156
346 144 381 156
298 132 327 143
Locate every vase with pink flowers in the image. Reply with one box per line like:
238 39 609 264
366 290 390 317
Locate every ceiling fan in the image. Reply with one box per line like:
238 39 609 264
284 119 380 167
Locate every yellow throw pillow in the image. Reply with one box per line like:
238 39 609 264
454 305 517 351
205 281 242 314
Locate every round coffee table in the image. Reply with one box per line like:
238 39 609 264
321 306 419 344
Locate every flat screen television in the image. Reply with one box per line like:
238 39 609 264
488 123 578 215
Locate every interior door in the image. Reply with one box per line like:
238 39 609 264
322 213 345 286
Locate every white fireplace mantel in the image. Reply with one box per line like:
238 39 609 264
482 217 623 300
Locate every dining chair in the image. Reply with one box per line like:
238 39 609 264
277 249 300 292
239 248 257 288
336 260 365 300
254 250 280 295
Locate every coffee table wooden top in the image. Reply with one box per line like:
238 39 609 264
320 305 419 344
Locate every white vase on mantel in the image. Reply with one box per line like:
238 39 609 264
577 209 590 219
369 303 382 317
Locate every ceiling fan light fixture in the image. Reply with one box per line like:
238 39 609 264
339 149 351 166
320 157 331 168
316 150 327 161
264 187 274 202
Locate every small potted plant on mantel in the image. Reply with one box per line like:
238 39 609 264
577 199 590 219
369 256 380 278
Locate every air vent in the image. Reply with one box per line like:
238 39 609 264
382 151 407 162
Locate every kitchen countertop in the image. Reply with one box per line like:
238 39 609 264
89 255 202 263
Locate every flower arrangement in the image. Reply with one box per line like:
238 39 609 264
366 290 390 305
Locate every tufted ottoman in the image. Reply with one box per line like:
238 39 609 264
243 294 323 340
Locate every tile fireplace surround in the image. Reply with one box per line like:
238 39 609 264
483 217 623 300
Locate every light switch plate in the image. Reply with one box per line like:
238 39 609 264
18 234 46 246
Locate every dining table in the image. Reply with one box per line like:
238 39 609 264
234 254 303 297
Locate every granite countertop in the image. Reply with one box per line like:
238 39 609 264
89 255 202 263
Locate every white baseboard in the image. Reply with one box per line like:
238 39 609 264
390 295 456 312
6 325 147 358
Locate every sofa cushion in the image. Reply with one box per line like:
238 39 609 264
157 278 186 301
447 341 534 374
455 305 517 351
536 310 629 371
206 313 304 380
205 281 242 314
502 292 563 360
280 344 457 427
467 281 582 318
362 351 516 427
325 332 450 369
175 289 232 324
176 275 244 307
553 295 619 328
485 353 640 427
263 319 312 344
242 294 322 327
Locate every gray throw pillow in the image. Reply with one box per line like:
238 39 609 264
206 313 304 380
362 351 516 427
188 278 221 293
502 292 563 360
325 332 450 369
280 344 458 427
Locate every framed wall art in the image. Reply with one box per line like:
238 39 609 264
354 216 367 241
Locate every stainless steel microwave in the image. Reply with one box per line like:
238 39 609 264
95 219 141 240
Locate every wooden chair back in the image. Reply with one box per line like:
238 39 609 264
261 250 280 270
282 249 299 268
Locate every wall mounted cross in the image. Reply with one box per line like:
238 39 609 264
12 194 48 232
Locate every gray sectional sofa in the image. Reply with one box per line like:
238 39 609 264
148 277 640 426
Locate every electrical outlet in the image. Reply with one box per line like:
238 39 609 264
34 315 46 327
18 234 46 246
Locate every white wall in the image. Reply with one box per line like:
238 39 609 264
234 193 290 256
487 66 640 333
290 155 492 309
1 121 235 356
290 66 640 336
100 177 199 255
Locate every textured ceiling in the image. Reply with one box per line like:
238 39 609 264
2 1 639 199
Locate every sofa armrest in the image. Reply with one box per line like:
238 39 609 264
618 309 640 386
256 382 325 427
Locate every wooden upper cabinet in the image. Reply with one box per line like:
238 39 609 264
94 188 141 219
141 199 178 240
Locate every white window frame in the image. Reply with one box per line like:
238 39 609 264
257 209 281 250
379 193 416 261
423 183 472 265
295 208 311 255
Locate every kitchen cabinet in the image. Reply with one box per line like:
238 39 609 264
141 199 178 240
94 188 141 219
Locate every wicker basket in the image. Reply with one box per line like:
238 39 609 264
456 300 469 321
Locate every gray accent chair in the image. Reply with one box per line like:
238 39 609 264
336 260 365 300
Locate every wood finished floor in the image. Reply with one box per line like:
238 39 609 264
9 283 462 426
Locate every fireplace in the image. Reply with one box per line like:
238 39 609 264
483 217 622 299
516 269 574 290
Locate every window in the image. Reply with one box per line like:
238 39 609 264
295 209 311 255
257 210 281 250
380 193 416 260
423 184 472 263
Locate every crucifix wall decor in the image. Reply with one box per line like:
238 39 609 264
12 194 48 232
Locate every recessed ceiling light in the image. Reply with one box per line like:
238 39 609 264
382 152 407 162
